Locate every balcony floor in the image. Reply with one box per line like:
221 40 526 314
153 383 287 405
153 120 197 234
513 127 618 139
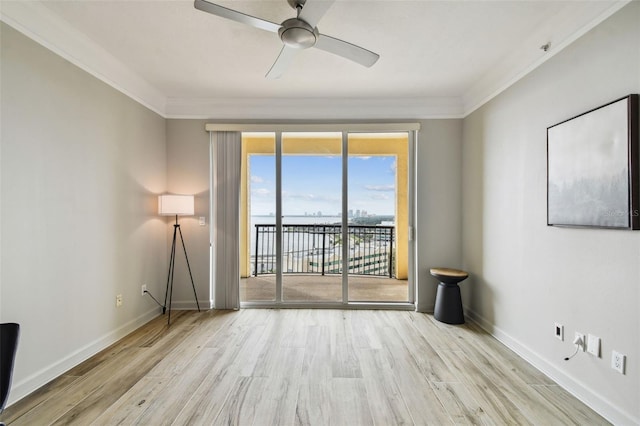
241 274 409 303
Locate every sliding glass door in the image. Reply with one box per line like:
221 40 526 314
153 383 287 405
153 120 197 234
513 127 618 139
282 133 343 302
347 133 409 302
241 130 414 306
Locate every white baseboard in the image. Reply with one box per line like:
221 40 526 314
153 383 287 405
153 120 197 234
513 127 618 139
8 307 160 406
465 307 638 426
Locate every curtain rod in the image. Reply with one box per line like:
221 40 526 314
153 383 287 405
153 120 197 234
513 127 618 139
205 123 420 132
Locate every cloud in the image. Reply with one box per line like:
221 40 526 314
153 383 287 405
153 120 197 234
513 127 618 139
252 188 271 197
356 156 372 160
251 175 264 183
364 184 395 191
283 191 340 202
370 193 390 200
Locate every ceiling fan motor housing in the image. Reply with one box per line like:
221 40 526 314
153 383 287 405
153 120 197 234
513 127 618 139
279 18 318 49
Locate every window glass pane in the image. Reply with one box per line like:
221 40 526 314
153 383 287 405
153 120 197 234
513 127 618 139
282 132 342 302
347 133 409 302
242 133 276 302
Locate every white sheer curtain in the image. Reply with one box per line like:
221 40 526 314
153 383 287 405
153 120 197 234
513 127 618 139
210 131 241 309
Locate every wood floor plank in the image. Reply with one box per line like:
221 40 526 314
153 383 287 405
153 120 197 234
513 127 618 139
412 313 465 351
429 381 494 426
62 313 172 378
442 318 556 386
251 377 300 426
530 384 610 426
212 376 267 425
58 319 198 424
0 374 80 424
281 309 311 349
349 310 384 350
300 325 332 382
357 348 414 426
377 326 453 425
329 378 374 426
440 349 534 425
295 380 332 426
9 347 148 426
132 347 223 425
89 376 168 425
456 337 578 425
171 323 267 424
392 313 459 383
253 346 305 379
331 311 363 378
170 365 237 424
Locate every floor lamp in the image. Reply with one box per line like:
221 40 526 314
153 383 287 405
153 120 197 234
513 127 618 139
157 194 201 325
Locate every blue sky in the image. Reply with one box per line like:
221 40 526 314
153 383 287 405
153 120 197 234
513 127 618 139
250 155 397 216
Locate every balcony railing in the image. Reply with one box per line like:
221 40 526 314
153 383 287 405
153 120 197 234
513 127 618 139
253 224 395 278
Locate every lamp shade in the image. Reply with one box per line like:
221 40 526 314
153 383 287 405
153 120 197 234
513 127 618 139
158 194 194 216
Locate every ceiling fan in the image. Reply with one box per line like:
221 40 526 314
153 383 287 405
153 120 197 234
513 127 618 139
194 0 380 79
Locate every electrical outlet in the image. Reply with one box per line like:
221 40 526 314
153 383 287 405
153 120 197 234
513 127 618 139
141 284 147 296
554 323 564 341
611 351 626 374
587 334 600 357
574 332 585 351
116 294 123 307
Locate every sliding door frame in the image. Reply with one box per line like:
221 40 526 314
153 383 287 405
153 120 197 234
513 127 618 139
207 123 420 310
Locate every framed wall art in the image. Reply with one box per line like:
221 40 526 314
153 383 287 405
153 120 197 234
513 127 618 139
547 94 639 229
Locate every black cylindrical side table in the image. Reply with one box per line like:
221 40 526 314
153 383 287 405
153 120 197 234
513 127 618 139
430 268 469 325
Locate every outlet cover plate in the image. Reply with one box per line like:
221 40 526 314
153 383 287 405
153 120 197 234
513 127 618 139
611 351 626 374
587 334 600 357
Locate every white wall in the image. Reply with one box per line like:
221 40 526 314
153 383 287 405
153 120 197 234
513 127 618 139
0 23 167 404
165 119 211 308
462 3 639 424
416 119 463 312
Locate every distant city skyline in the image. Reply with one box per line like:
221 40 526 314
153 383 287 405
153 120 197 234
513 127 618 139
249 155 397 216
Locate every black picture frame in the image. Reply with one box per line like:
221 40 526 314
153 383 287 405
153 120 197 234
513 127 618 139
547 94 639 230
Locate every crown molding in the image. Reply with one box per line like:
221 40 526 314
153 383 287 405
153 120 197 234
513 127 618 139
462 0 630 116
165 96 464 120
0 0 167 117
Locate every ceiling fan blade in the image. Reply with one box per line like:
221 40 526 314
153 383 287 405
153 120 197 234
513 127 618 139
266 46 300 79
314 34 379 67
298 0 335 28
194 0 281 33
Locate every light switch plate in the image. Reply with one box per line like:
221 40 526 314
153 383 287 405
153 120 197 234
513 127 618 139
199 216 206 226
587 334 600 357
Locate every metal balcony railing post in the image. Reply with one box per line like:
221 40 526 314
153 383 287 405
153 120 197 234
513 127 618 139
321 226 326 276
389 227 394 278
254 224 260 276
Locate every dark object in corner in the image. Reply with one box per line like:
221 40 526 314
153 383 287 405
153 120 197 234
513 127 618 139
1 323 20 425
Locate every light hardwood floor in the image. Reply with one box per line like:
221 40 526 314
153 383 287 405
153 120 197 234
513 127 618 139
2 309 610 425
